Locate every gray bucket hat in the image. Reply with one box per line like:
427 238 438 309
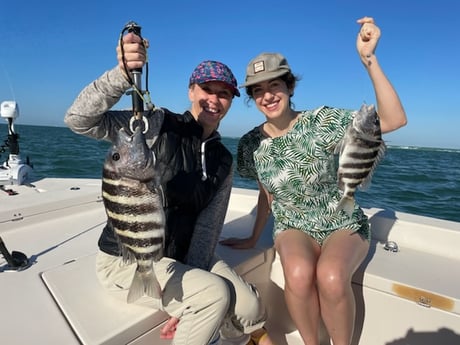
240 52 291 88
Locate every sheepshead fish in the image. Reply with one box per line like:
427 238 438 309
336 104 386 216
102 125 165 303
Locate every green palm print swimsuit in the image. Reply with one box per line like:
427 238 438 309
237 106 370 245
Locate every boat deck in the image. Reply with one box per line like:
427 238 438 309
1 178 460 344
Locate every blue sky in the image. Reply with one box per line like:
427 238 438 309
1 0 459 149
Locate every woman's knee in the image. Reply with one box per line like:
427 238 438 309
283 258 316 294
316 262 350 300
276 229 320 295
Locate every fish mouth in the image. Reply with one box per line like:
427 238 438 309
112 126 156 181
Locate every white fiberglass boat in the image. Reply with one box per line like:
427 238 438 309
1 102 459 345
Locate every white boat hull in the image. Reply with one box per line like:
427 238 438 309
1 178 459 344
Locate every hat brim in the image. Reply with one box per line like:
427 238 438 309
228 86 240 97
239 69 290 88
193 79 240 97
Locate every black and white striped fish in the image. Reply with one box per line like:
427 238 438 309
102 125 165 303
336 104 386 216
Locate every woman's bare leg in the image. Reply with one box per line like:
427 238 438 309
275 229 321 345
317 230 369 345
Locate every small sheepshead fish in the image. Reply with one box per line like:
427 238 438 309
336 103 386 216
102 125 165 303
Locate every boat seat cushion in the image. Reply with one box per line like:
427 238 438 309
40 241 272 345
41 253 169 345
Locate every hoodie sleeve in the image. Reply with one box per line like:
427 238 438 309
64 66 164 146
185 169 233 270
64 67 134 140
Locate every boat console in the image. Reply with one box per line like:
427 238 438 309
0 101 33 185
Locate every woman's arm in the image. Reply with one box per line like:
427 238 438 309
356 17 407 134
219 181 272 249
64 32 151 140
64 67 132 140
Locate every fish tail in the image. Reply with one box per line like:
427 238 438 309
336 196 355 217
144 268 162 300
127 268 162 303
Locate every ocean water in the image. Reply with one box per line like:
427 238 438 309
2 124 459 224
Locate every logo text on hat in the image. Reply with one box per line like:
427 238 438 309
253 61 265 74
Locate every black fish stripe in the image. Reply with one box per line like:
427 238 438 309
103 167 145 181
110 217 164 232
343 181 362 189
340 162 374 171
103 196 161 216
124 252 162 266
124 249 163 260
102 179 154 198
102 168 118 180
121 248 163 261
355 138 382 148
137 252 163 261
102 183 148 199
335 105 385 215
340 171 371 180
340 161 374 169
117 234 164 247
346 149 379 160
103 168 154 184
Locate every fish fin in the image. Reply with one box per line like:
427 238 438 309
120 247 136 265
127 271 145 303
336 197 355 217
337 175 345 191
111 228 136 265
144 268 162 300
127 268 162 303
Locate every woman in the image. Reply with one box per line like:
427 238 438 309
221 17 407 345
65 31 273 345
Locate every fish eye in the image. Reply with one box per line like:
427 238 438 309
112 152 120 161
